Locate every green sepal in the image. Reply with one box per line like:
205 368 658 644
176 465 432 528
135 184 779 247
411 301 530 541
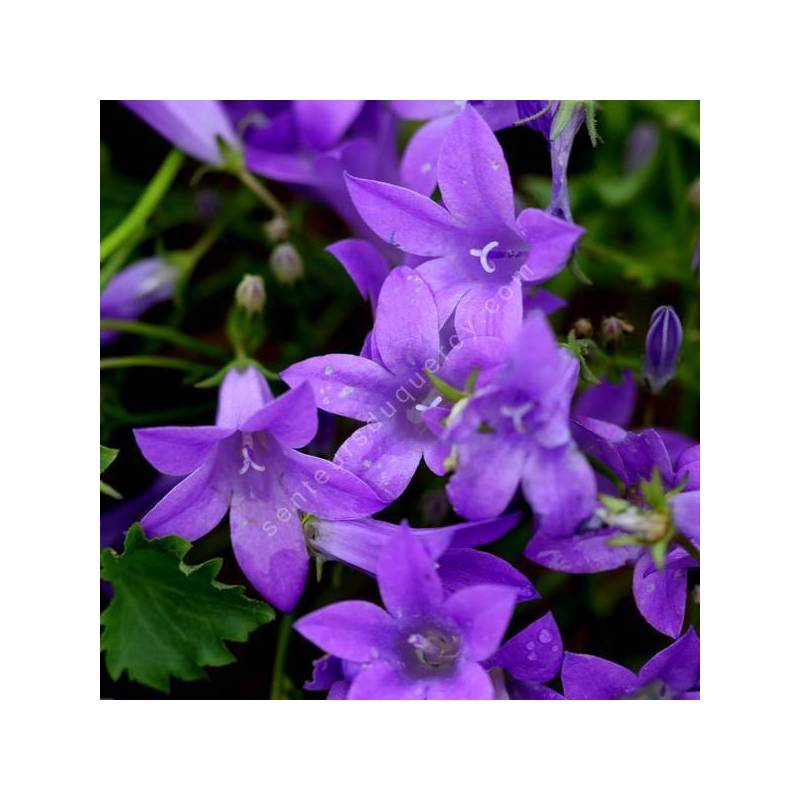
649 536 670 569
424 369 466 403
599 494 630 514
100 445 121 499
607 534 640 548
100 480 122 500
101 525 274 692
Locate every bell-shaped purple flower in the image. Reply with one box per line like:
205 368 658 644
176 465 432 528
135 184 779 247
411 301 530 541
100 257 180 345
644 305 683 393
122 101 238 165
294 525 517 699
134 366 385 612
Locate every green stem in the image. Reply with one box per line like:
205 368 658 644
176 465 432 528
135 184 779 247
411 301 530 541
183 217 227 272
236 168 288 220
270 613 294 700
674 534 700 564
99 229 145 291
100 149 185 263
100 319 228 360
100 355 205 372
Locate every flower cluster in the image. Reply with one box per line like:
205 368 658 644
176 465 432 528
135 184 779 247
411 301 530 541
102 100 699 699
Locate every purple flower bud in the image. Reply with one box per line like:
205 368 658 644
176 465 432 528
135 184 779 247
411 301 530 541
644 306 682 393
264 215 290 244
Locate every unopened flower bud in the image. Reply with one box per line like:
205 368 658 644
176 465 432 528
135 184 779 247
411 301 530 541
270 242 304 285
235 274 266 316
644 306 682 393
572 318 593 338
601 315 634 343
264 215 290 244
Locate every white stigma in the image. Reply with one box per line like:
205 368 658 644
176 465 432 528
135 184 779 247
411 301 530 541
238 432 266 475
469 240 500 273
500 402 533 433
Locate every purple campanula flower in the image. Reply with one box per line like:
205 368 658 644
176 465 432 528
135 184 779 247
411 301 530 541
644 305 683 393
282 266 492 501
561 628 699 699
391 101 518 195
294 526 518 699
306 512 536 601
100 257 180 345
227 101 400 245
443 312 597 544
529 417 699 638
134 366 385 612
122 100 238 165
345 105 583 335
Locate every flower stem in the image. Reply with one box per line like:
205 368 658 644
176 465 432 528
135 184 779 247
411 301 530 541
674 533 700 564
100 149 185 263
100 355 206 372
236 168 288 221
270 613 294 700
100 319 228 360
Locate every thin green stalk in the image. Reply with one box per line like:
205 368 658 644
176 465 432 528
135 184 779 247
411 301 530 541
100 149 185 262
100 319 228 360
270 613 294 700
99 229 145 291
236 168 288 220
100 355 205 372
674 534 700 564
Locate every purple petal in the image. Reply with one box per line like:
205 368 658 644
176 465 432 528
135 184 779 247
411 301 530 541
215 366 273 430
377 526 444 621
443 584 516 661
229 481 308 612
633 554 687 638
644 306 683 393
639 628 700 692
294 601 396 662
424 662 494 700
391 100 458 120
438 105 516 230
506 679 564 700
523 288 567 316
670 490 700 541
525 531 639 573
326 238 390 309
515 208 583 282
437 549 538 601
446 438 526 520
439 335 507 390
279 448 386 519
561 653 638 700
345 174 463 257
675 445 700 490
133 426 233 476
573 370 637 428
282 353 396 422
416 256 475 325
522 446 596 540
399 116 452 195
334 421 423 503
240 382 318 448
488 612 563 683
122 100 237 164
294 100 363 150
373 267 440 377
140 458 231 541
454 282 523 343
347 662 424 699
444 512 522 548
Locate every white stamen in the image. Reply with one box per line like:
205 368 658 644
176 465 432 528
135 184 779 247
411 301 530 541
238 432 266 475
414 395 443 413
500 402 533 433
469 240 500 273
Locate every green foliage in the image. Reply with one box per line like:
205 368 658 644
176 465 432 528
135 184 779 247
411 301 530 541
100 444 121 499
101 526 274 692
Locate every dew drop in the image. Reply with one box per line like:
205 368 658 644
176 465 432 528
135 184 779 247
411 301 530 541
538 629 553 644
527 652 538 661
525 641 536 651
324 366 334 376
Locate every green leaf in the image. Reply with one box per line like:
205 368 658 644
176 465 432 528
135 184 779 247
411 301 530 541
100 444 119 474
101 525 274 692
100 479 122 500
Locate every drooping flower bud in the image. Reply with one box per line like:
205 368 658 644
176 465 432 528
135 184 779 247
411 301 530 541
270 242 304 285
644 306 682 393
235 274 266 316
264 215 290 244
601 314 634 343
572 318 594 338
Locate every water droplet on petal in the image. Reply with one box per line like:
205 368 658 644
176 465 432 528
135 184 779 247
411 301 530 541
527 652 538 661
538 629 553 644
525 641 536 651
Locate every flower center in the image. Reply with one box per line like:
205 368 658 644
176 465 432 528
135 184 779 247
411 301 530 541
500 402 533 433
238 432 266 476
407 629 461 669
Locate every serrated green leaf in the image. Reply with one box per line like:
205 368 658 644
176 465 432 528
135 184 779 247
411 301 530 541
100 525 274 692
